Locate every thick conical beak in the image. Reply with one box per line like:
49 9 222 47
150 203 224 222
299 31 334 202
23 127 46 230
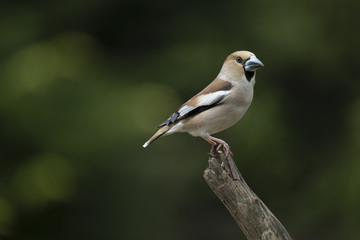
244 56 264 72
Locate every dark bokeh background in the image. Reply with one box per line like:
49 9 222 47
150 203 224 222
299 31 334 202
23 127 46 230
1 0 360 239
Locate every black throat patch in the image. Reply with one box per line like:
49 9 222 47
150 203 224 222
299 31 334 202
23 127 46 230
245 71 254 82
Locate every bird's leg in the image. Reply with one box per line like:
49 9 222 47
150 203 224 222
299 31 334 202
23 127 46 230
202 136 233 157
207 136 233 157
202 137 217 155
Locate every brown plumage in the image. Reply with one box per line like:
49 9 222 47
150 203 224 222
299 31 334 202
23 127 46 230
185 78 233 106
143 51 263 156
143 125 170 148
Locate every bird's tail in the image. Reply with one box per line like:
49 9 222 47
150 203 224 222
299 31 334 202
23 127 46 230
143 125 171 148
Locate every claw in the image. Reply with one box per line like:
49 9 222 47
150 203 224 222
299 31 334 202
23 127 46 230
202 136 233 157
210 144 216 155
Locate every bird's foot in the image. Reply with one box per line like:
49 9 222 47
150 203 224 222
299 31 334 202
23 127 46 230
209 144 217 156
203 136 233 157
215 141 233 157
208 136 233 157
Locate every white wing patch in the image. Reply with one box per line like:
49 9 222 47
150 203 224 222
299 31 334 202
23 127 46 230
157 90 230 128
178 105 197 117
177 90 229 117
196 90 230 106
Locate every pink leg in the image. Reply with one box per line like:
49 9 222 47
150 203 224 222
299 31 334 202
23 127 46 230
202 136 233 157
202 137 217 155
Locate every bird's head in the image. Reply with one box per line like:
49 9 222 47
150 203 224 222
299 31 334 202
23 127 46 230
218 51 264 83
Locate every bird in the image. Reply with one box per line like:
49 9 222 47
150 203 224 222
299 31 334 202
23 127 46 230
143 50 263 156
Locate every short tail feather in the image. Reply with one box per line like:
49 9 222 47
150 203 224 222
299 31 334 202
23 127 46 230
143 125 170 148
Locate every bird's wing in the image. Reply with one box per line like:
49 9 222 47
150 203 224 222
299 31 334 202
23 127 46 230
156 78 232 128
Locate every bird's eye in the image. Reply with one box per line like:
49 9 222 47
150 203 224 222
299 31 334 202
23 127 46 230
235 56 243 63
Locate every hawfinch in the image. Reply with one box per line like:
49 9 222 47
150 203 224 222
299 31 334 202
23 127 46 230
143 51 263 156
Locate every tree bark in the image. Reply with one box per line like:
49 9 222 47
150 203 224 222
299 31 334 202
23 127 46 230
203 152 293 240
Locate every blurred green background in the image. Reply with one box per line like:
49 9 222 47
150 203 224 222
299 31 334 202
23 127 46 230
0 0 359 239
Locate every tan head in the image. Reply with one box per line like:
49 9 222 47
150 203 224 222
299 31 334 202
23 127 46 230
218 50 264 83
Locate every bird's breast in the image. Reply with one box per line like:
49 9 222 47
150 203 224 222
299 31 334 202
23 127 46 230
184 97 253 136
180 83 254 136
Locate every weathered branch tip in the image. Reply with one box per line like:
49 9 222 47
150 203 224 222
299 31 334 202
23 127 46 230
203 151 293 240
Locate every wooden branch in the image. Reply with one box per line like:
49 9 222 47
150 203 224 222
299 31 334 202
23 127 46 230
203 152 293 240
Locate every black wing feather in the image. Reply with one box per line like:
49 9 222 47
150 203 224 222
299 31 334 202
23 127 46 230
156 97 224 128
